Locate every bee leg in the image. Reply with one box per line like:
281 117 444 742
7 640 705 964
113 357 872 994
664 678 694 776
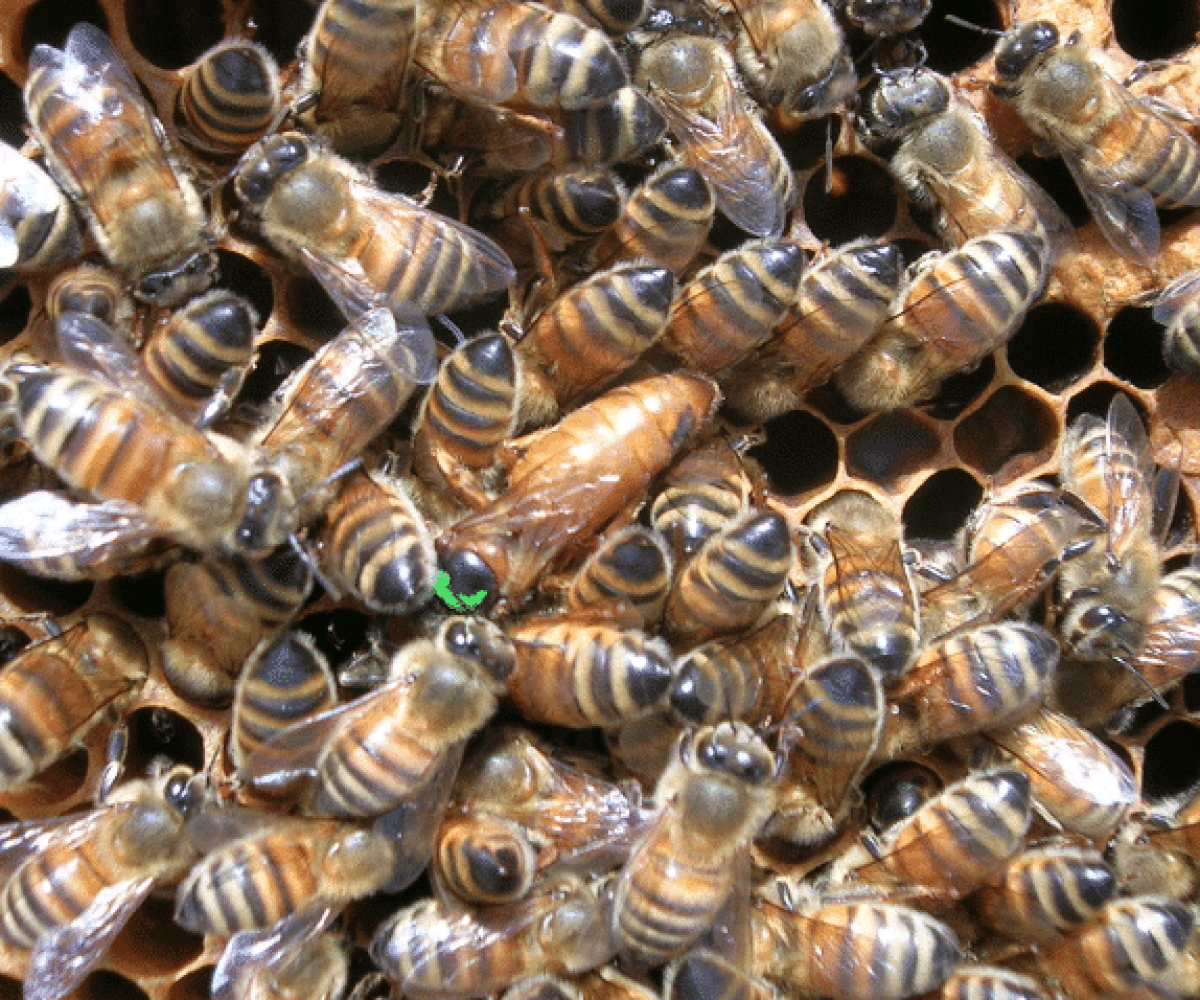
97 723 129 803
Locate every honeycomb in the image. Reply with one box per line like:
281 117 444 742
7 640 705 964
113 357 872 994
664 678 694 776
0 0 1196 997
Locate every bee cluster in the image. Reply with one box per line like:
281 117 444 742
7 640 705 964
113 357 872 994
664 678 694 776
0 0 1197 998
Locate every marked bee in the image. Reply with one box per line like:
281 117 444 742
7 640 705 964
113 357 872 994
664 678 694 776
25 23 216 305
175 40 281 158
0 140 84 277
637 34 796 238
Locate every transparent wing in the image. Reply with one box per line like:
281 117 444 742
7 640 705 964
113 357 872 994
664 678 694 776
0 811 110 884
25 876 154 1000
1105 393 1156 554
1152 268 1200 327
1060 146 1160 264
211 905 340 1000
54 312 153 394
0 143 67 269
61 23 142 94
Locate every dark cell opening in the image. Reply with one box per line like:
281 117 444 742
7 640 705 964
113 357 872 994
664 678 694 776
1183 672 1200 713
955 385 1059 476
748 408 840 496
375 159 442 203
861 760 943 832
1142 720 1200 800
1105 694 1172 741
300 608 373 672
846 410 941 486
288 275 346 341
807 383 871 426
804 156 897 244
707 210 755 254
1006 303 1099 394
75 972 148 1000
923 0 1002 75
0 74 23 149
108 897 205 977
19 1 109 61
0 285 32 346
1015 154 1090 227
251 0 316 70
924 355 995 421
110 569 168 619
124 705 206 775
0 565 92 615
0 976 17 1000
166 967 214 1000
1105 305 1171 389
238 339 311 407
0 625 30 667
1065 381 1145 425
777 114 843 175
1112 0 1200 60
216 250 275 327
903 467 982 539
126 0 224 69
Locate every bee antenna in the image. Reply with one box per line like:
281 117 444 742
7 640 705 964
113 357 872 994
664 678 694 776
944 14 1003 36
1113 653 1171 709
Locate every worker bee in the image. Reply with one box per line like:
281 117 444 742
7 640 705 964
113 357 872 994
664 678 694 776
437 371 721 607
550 85 667 165
0 140 84 277
416 0 629 110
982 707 1139 836
591 163 714 275
656 239 807 377
0 761 205 1000
233 132 515 319
564 525 673 628
1126 564 1200 701
1038 897 1195 1000
0 615 146 793
24 23 216 306
936 966 1052 1000
835 229 1049 412
920 483 1097 639
614 722 779 968
664 948 778 1000
515 263 676 422
751 895 962 1000
828 768 1033 905
230 631 338 780
1151 268 1200 378
862 760 942 832
1058 392 1176 667
175 40 281 158
432 811 539 904
858 67 1074 254
637 35 796 238
804 491 919 681
973 842 1118 942
651 439 755 563
992 20 1200 263
314 467 437 614
1110 782 1200 900
299 0 419 153
882 622 1059 755
723 240 902 424
664 508 794 645
0 359 291 562
240 619 513 819
208 906 348 1000
505 617 674 728
161 543 313 708
371 872 615 997
45 263 127 329
840 0 931 37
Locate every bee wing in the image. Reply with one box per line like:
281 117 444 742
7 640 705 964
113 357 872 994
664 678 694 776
0 491 169 580
211 905 339 1000
823 525 914 636
54 312 155 395
1152 268 1200 326
185 799 284 854
1104 393 1155 552
417 0 519 105
0 143 68 269
60 23 143 95
24 875 155 1000
0 811 111 884
1059 144 1160 264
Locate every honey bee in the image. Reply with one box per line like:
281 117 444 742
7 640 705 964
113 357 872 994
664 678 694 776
240 619 513 819
859 67 1074 254
230 631 338 781
664 948 779 1000
161 543 313 707
0 761 205 1000
1058 392 1175 667
862 760 942 832
564 525 673 628
937 966 1052 1000
299 0 418 153
803 491 919 681
233 132 515 319
637 35 796 238
549 86 667 165
992 20 1200 263
663 508 794 645
371 872 615 997
982 707 1138 836
515 263 676 422
723 240 902 424
1126 564 1200 703
834 229 1049 412
1151 268 1200 378
314 467 437 614
45 263 127 329
651 439 755 563
433 811 539 904
1110 783 1200 900
656 239 807 377
883 622 1060 755
840 0 931 37
437 371 721 607
669 602 801 727
416 0 629 110
751 895 962 1000
0 615 146 793
590 163 714 275
506 617 674 728
829 768 1033 905
1038 897 1195 1000
973 842 1118 943
208 906 348 1000
24 23 216 306
541 0 648 32
175 40 281 158
614 722 779 968
0 140 84 277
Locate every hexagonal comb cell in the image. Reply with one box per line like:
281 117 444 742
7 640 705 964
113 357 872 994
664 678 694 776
954 384 1059 478
846 410 942 489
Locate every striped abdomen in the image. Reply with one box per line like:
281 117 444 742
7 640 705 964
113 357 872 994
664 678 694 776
594 164 712 273
177 41 280 155
566 526 672 628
